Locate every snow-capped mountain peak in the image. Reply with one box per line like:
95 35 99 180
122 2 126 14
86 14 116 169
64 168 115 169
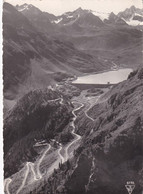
51 8 105 26
16 4 34 12
117 6 143 26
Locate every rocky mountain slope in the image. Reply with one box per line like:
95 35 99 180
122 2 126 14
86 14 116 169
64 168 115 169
16 3 56 33
53 7 104 27
53 8 142 67
30 68 143 194
104 12 127 25
4 88 73 178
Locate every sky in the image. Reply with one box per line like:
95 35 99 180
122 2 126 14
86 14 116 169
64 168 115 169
4 0 143 15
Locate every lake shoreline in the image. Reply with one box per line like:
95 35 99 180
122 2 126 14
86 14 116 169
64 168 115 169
72 68 133 85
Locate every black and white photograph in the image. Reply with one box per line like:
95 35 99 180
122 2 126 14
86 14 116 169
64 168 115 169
2 0 143 193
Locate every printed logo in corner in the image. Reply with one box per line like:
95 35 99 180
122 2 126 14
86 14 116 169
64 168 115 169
125 181 135 194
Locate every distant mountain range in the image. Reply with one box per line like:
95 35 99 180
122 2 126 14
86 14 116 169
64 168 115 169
16 4 143 27
15 4 143 57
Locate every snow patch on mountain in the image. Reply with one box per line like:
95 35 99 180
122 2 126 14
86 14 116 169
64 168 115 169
126 19 143 26
67 15 74 18
91 10 109 21
63 16 79 26
52 18 63 24
134 13 143 17
18 5 29 12
121 13 143 26
17 4 33 12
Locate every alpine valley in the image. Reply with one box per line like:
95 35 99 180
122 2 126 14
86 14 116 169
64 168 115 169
3 2 143 194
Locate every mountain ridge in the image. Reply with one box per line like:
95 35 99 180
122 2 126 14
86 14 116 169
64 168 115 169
16 4 143 27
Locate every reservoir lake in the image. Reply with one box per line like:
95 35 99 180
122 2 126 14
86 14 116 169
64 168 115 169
73 68 133 84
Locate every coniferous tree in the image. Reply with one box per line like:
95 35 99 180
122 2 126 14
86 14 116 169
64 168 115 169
66 159 70 170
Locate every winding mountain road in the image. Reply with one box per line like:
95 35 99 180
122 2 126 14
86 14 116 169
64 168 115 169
16 162 30 194
4 94 101 194
65 103 84 161
29 163 38 181
58 144 65 163
85 96 101 121
4 97 62 194
37 144 51 179
4 178 12 194
47 102 84 176
16 144 51 194
48 98 63 103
